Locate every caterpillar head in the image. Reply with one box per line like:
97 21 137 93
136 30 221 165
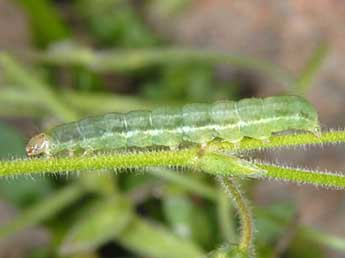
26 133 50 157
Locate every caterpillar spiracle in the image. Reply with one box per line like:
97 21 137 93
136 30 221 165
26 96 321 157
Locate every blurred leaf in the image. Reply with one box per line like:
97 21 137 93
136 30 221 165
142 63 217 101
16 0 69 47
76 0 157 47
118 215 205 258
288 233 325 258
31 47 294 87
148 168 218 201
0 87 47 118
142 62 239 102
0 53 77 121
206 245 249 258
293 43 328 95
0 177 53 208
26 248 51 258
120 173 158 192
0 121 26 158
60 195 132 255
72 66 105 92
149 0 191 16
255 202 297 245
0 183 84 238
61 89 159 115
79 173 117 196
162 187 214 249
299 227 345 252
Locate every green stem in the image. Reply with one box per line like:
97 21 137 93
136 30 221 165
257 162 345 189
1 130 345 181
218 177 254 255
0 149 197 177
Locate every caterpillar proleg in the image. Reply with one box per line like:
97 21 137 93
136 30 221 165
26 96 320 157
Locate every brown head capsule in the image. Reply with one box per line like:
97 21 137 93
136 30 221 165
26 133 50 157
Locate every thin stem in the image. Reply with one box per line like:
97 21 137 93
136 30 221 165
218 177 254 255
256 162 345 189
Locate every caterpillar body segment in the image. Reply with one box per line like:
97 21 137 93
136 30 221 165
26 96 321 157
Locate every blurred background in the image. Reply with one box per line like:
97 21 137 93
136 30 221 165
0 0 344 257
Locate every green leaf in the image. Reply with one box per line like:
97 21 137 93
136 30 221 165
78 173 117 196
293 43 328 95
288 234 325 258
0 183 84 238
0 177 53 208
301 227 345 251
118 215 205 258
148 0 191 16
0 53 78 121
142 63 216 102
60 195 132 255
0 121 26 159
16 0 69 47
76 0 157 47
206 245 250 258
162 186 215 248
255 202 297 245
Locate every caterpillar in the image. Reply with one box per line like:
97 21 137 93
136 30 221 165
26 95 320 157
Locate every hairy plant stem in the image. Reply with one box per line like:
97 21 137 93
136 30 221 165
0 131 345 190
257 163 345 189
218 177 254 256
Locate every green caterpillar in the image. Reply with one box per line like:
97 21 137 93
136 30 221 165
26 96 320 157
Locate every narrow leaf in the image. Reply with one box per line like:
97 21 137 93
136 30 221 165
60 195 132 255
